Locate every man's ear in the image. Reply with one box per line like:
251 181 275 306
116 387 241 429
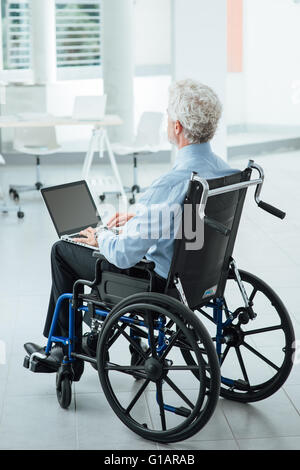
175 120 183 135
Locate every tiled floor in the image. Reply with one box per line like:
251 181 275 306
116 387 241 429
0 149 300 450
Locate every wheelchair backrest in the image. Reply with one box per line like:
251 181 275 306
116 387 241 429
166 168 252 309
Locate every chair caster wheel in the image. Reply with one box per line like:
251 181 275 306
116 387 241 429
99 194 106 202
17 211 24 219
56 362 73 409
35 182 43 190
129 197 135 205
56 376 72 409
9 189 19 202
132 184 140 194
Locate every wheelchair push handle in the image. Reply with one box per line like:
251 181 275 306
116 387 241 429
204 216 231 237
258 200 286 220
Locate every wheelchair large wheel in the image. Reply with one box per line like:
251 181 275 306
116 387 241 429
96 293 220 443
186 270 295 403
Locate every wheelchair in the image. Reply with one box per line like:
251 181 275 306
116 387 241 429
23 159 295 443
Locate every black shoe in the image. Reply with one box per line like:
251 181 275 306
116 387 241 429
82 332 98 370
82 332 97 357
24 342 84 381
24 342 64 372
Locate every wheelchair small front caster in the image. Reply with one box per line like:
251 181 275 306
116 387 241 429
17 211 24 219
99 194 106 202
56 360 73 409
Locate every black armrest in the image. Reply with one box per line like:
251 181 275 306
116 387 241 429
93 250 155 272
71 252 156 307
134 259 155 271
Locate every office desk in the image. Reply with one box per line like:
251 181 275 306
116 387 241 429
0 113 127 203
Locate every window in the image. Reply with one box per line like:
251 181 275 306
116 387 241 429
2 0 31 70
55 0 101 80
0 0 101 80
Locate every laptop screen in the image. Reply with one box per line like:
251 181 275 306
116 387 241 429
41 180 102 236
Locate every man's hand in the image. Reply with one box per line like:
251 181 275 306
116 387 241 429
107 212 135 228
73 226 98 247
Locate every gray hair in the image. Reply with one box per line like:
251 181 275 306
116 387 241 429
168 79 222 144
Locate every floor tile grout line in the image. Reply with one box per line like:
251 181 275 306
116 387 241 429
282 385 300 418
218 400 240 450
73 383 80 450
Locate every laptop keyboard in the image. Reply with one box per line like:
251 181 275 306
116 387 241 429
68 233 88 239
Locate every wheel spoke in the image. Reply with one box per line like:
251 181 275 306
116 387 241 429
235 347 250 385
197 308 216 324
156 380 166 430
164 365 200 371
244 325 282 336
160 329 181 361
242 342 280 371
125 379 151 414
105 363 145 371
127 323 148 341
220 345 230 366
147 312 158 359
107 323 126 349
249 287 258 302
105 362 146 379
115 324 148 360
222 298 231 320
164 376 195 409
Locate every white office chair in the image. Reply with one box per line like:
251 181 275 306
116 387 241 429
102 111 169 204
9 126 61 202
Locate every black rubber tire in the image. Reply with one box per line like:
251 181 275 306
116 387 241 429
97 292 220 443
182 270 295 403
17 211 24 219
56 375 72 409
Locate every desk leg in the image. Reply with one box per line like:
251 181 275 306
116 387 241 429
82 128 97 180
82 127 127 207
103 129 128 206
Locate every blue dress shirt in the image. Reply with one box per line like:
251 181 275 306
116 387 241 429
97 143 237 279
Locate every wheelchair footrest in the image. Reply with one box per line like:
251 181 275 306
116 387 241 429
174 406 191 418
23 355 56 373
233 379 250 391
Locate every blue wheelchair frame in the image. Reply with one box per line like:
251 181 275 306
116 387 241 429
45 292 238 390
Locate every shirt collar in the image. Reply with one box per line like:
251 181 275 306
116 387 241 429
173 142 212 170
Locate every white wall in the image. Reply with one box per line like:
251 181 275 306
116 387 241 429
172 0 227 159
226 73 246 127
243 0 300 127
134 0 171 66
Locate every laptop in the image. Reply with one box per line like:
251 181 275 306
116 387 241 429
41 180 103 250
72 95 107 121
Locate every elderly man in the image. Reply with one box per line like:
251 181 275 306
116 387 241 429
24 78 236 378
